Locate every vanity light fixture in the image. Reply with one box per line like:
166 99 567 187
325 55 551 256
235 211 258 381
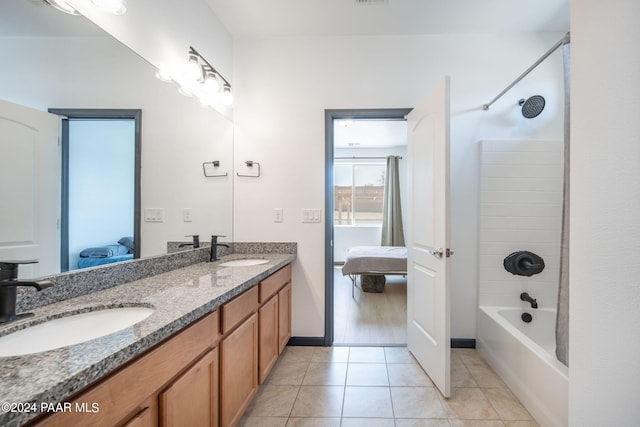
91 0 128 15
44 0 80 15
165 47 233 108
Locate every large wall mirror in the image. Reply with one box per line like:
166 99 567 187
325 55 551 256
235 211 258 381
0 0 233 278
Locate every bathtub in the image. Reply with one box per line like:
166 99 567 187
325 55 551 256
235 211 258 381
477 306 568 427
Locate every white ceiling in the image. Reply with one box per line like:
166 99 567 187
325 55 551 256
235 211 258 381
204 0 570 39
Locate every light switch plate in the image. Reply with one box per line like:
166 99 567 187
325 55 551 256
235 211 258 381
144 208 164 222
302 208 322 223
183 208 193 222
274 208 283 223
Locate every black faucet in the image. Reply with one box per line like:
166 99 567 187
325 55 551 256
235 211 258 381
209 235 230 262
520 292 538 309
0 260 54 324
178 234 200 249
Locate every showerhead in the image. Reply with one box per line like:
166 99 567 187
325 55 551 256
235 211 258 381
519 95 546 118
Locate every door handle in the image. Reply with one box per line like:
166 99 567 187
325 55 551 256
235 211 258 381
430 248 454 258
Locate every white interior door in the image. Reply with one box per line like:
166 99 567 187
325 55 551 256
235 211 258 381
0 99 60 278
406 77 451 397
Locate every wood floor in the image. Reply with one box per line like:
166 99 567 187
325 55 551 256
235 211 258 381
333 267 407 345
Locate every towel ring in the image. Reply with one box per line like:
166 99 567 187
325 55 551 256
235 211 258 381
203 160 228 177
237 160 261 178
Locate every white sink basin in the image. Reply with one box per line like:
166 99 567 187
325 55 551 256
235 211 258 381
0 306 154 357
219 259 269 267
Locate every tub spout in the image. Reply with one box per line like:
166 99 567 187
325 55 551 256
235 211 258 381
520 292 538 309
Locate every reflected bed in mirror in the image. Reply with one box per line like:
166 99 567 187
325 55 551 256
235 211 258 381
0 0 233 279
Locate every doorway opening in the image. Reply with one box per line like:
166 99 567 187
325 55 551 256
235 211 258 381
49 109 141 272
324 108 411 346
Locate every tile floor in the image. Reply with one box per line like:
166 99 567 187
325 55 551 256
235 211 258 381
239 346 539 427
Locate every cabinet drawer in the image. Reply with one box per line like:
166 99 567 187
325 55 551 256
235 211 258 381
221 286 259 335
259 264 291 303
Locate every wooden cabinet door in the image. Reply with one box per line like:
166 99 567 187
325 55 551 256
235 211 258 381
160 347 219 427
122 407 153 427
258 295 279 384
278 282 292 354
220 313 258 427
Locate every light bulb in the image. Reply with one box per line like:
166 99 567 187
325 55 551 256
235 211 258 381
220 85 233 106
155 68 172 82
45 0 80 15
178 86 194 97
91 0 127 15
182 55 202 82
203 72 220 96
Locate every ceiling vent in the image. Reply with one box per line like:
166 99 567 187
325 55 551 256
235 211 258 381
353 0 388 5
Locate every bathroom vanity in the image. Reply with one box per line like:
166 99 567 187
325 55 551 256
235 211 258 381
0 247 295 427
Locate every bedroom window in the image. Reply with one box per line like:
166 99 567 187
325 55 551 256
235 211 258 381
334 162 385 225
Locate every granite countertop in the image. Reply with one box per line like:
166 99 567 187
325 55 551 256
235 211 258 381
0 252 295 426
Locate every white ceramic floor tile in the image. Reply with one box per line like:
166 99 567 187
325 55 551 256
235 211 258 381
348 347 386 363
346 363 389 386
342 386 394 418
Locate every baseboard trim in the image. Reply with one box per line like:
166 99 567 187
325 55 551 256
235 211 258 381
287 337 327 346
451 338 476 348
288 337 476 348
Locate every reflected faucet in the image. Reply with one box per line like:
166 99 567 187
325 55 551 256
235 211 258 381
178 235 200 249
520 292 538 309
0 260 54 324
209 235 230 262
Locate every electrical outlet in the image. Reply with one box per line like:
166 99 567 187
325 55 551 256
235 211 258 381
144 208 164 222
183 208 193 222
274 208 283 223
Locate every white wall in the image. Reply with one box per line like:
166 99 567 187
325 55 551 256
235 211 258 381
0 36 233 259
233 34 565 338
334 226 380 264
478 140 563 309
570 0 640 425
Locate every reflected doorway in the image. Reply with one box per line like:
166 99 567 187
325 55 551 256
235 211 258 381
49 109 141 272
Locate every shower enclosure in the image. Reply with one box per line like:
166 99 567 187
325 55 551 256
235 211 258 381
476 34 571 427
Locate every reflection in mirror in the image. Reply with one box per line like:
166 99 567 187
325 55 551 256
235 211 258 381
0 0 233 279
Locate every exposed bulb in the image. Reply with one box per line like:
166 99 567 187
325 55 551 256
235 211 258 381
178 86 194 97
91 0 127 15
182 55 202 82
155 68 173 83
203 72 220 96
45 0 80 15
220 85 233 106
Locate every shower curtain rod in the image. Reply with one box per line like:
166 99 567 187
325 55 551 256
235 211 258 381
335 156 402 160
482 32 570 111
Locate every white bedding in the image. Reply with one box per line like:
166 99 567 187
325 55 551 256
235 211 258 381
341 246 407 275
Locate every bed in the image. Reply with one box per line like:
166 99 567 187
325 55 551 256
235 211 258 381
341 246 407 297
77 237 134 269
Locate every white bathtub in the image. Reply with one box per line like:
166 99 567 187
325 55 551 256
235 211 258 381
477 306 568 427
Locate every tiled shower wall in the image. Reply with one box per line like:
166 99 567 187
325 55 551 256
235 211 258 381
479 140 564 308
